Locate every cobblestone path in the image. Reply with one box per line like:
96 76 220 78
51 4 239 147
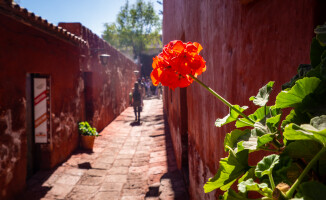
21 98 189 200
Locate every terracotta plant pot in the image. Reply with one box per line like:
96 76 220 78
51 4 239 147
80 135 95 150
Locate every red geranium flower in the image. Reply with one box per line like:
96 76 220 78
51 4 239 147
151 40 206 90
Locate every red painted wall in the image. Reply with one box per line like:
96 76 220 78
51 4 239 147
59 23 138 131
162 0 324 199
0 13 81 199
0 5 137 200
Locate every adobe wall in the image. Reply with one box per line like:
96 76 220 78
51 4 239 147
163 88 188 171
59 23 138 131
0 7 137 200
162 0 324 199
0 13 81 199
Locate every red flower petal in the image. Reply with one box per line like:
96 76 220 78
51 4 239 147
150 40 206 89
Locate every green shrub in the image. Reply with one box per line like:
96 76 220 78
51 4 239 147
78 121 99 136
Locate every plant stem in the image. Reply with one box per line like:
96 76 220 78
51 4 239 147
285 147 326 198
273 138 282 147
237 118 255 127
188 74 255 124
270 138 282 151
268 173 275 190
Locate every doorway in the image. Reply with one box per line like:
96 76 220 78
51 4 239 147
83 72 94 122
26 73 51 179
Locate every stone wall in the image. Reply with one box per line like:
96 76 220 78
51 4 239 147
0 2 137 199
162 0 326 199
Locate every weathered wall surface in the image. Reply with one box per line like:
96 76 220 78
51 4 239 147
60 23 138 131
0 3 137 200
162 0 324 199
0 12 81 199
163 88 188 171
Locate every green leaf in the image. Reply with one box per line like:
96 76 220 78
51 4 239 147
266 114 281 133
273 155 292 183
283 116 326 146
254 122 269 134
238 167 255 183
237 138 257 153
315 24 326 46
249 81 275 106
310 37 326 67
270 106 282 116
235 126 273 153
299 181 326 200
284 162 303 184
224 129 250 152
236 106 270 128
222 189 251 200
255 154 280 178
297 84 326 115
283 140 322 160
257 134 274 148
215 105 249 127
78 121 99 136
282 64 313 90
236 106 281 129
275 77 321 109
281 109 309 129
306 62 326 81
310 115 326 130
203 150 250 192
238 124 267 152
238 178 273 197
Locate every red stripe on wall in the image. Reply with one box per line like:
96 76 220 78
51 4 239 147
34 90 46 106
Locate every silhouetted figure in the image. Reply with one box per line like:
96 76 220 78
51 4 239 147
145 78 151 97
138 78 145 108
132 82 142 122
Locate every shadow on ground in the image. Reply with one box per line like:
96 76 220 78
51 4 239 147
129 121 142 126
18 98 189 200
145 112 189 200
18 148 96 200
17 169 54 199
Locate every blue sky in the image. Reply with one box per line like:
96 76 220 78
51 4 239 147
17 0 162 37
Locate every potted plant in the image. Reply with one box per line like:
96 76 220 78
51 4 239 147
78 121 99 150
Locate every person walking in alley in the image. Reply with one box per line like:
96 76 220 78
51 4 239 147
138 78 145 109
145 77 151 97
140 77 146 99
132 82 142 122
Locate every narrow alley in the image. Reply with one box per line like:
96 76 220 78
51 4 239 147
20 98 189 200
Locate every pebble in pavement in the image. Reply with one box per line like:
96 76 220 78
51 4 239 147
20 98 189 200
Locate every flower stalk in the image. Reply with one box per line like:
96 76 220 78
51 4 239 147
268 173 276 191
188 74 255 124
285 147 326 198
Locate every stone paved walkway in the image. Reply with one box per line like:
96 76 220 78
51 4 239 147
20 98 188 200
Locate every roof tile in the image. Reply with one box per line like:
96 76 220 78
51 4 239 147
0 1 87 46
